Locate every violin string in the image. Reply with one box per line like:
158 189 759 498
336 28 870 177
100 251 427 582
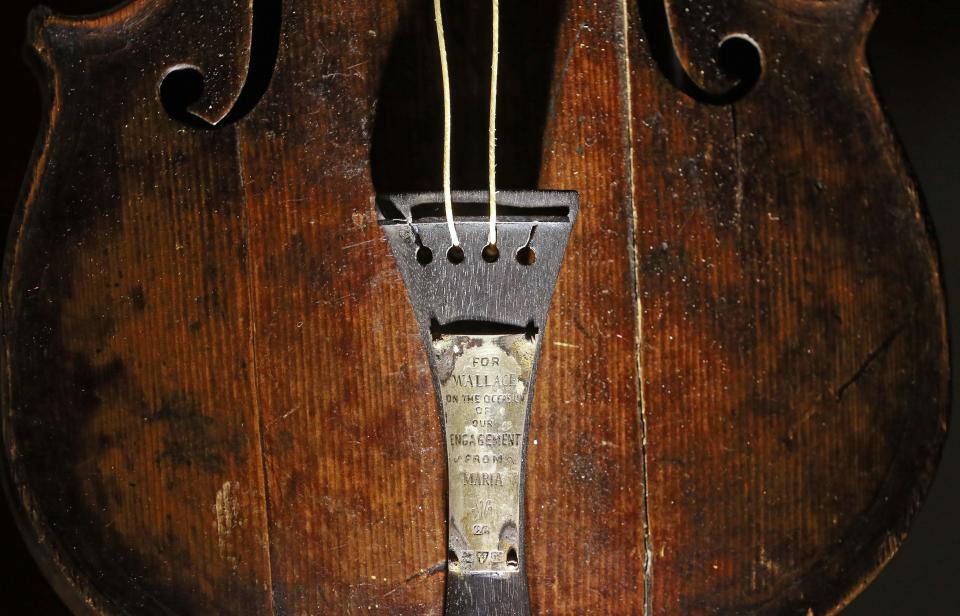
434 0 500 251
433 0 459 248
488 0 499 248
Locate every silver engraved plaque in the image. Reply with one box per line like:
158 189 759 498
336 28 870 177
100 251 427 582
434 333 535 574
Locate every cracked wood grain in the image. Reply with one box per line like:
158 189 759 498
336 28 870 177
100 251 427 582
834 324 907 402
617 1 655 614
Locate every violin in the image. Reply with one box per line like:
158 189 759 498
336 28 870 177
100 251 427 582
1 0 950 614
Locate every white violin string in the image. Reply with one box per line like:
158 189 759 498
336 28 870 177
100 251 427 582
488 0 499 248
434 0 459 248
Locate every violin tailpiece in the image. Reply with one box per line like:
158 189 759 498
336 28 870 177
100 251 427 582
378 190 578 615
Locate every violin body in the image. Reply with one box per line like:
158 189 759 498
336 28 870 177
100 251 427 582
1 1 948 614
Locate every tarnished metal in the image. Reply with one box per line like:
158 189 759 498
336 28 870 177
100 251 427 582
435 333 535 573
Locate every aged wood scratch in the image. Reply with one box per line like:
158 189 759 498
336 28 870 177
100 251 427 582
835 324 907 401
403 560 447 583
215 481 241 569
343 237 385 250
731 104 744 230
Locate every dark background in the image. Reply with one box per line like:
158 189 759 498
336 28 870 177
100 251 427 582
0 1 956 614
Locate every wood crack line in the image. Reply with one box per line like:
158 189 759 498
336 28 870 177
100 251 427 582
835 323 907 402
616 1 654 614
235 130 278 614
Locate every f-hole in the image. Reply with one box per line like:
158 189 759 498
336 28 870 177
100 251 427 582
636 0 762 104
160 0 282 127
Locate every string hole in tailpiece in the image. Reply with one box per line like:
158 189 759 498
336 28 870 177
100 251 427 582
516 246 536 266
506 547 519 569
524 321 538 341
482 244 500 263
447 549 460 569
447 245 465 264
416 245 433 266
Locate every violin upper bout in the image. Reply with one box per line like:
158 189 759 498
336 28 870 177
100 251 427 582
660 0 877 103
26 0 255 126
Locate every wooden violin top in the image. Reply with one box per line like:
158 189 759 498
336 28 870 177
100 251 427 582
1 0 949 614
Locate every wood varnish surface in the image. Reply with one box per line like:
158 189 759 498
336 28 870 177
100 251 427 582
1 1 948 614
